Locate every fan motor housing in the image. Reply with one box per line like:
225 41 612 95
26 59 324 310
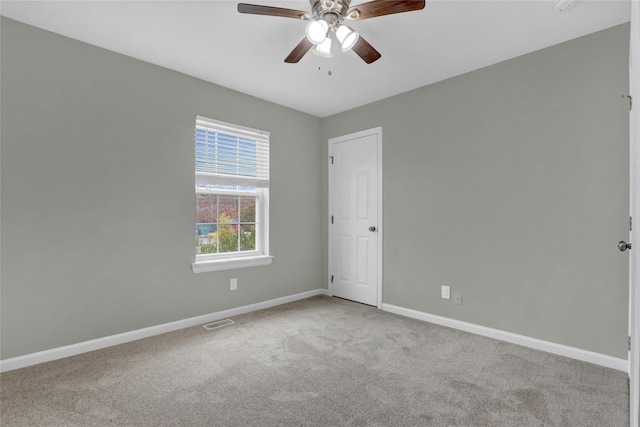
311 0 351 22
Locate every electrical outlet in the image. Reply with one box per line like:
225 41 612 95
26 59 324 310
441 285 450 299
453 292 463 305
230 278 237 291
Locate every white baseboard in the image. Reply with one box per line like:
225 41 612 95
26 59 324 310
382 303 628 373
2 291 625 374
0 288 330 373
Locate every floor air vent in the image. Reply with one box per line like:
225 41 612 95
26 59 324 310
202 319 235 330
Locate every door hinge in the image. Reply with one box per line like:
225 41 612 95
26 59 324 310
629 336 632 351
623 94 633 111
330 156 334 165
331 215 334 224
631 216 633 232
331 275 334 283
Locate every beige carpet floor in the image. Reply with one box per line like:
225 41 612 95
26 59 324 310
0 295 630 426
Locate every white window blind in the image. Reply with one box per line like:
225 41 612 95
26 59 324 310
195 116 270 189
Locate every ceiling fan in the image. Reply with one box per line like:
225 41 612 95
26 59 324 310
238 0 426 64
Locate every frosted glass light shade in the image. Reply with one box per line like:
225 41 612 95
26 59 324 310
312 37 332 58
336 25 359 51
306 20 329 45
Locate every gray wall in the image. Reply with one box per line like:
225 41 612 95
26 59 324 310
0 18 631 361
0 17 324 360
323 24 630 359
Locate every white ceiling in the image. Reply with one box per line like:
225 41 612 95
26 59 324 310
0 0 631 118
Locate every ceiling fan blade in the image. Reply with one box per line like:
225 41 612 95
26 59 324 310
238 3 311 20
351 36 382 64
345 0 425 21
284 37 315 63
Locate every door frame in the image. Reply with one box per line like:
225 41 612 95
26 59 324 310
630 2 639 426
328 127 383 309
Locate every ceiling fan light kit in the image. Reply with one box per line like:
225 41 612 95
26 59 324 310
238 0 426 64
313 38 333 57
306 19 329 44
336 25 359 51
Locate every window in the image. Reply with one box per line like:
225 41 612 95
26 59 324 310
192 116 272 273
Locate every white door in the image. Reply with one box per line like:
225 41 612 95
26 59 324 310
329 128 382 307
629 3 639 426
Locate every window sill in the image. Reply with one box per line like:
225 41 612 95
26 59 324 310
192 255 273 273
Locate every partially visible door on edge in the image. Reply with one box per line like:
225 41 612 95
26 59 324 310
629 2 639 426
331 132 379 306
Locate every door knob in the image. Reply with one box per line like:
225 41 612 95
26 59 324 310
618 241 632 252
368 226 377 232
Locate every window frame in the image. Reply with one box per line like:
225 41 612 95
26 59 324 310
192 117 272 273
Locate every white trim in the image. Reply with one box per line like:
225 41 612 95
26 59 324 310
0 288 329 373
328 127 383 309
195 187 258 197
382 303 628 373
196 171 269 189
629 2 640 425
192 255 273 273
195 115 270 139
328 149 334 297
376 128 383 309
